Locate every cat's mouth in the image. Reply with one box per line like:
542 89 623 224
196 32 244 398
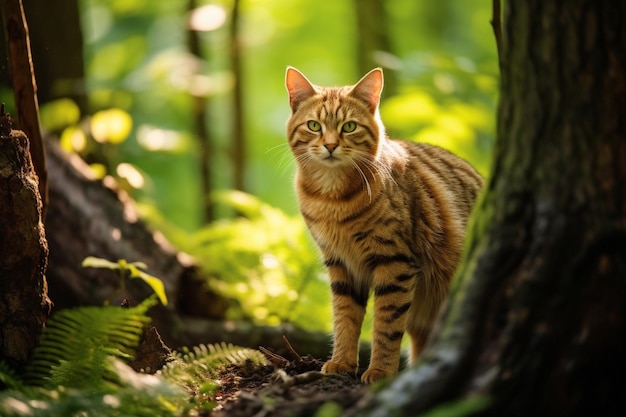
322 155 342 164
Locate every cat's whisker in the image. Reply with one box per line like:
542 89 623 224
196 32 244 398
277 152 296 175
357 153 397 188
265 142 290 154
356 160 377 189
350 159 373 202
295 153 314 174
352 154 387 188
267 143 297 175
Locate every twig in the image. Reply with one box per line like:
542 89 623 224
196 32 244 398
259 346 289 367
282 335 302 362
274 369 329 388
491 0 503 68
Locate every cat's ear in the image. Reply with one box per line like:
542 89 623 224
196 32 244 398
286 67 317 112
350 68 384 114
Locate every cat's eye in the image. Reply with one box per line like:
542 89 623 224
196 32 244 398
342 121 357 133
307 120 322 132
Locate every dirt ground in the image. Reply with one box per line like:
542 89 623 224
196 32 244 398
134 326 370 416
210 354 369 417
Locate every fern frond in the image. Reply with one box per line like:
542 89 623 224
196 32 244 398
23 297 156 387
160 342 267 385
0 363 188 417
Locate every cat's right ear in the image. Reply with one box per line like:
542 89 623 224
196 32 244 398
286 67 317 112
350 68 384 114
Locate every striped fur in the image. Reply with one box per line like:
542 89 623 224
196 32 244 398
285 67 483 383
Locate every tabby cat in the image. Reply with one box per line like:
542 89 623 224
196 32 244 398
285 67 483 383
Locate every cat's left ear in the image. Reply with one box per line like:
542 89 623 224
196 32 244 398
286 66 317 112
350 68 384 114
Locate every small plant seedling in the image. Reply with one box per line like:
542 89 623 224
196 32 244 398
82 256 168 306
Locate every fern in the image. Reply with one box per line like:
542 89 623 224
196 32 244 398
0 361 187 417
23 296 155 388
0 296 190 416
160 342 267 394
1 297 269 416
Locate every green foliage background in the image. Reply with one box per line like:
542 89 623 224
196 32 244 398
40 0 498 334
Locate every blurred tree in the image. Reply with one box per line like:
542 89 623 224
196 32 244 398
229 0 245 193
187 0 215 222
357 0 626 416
22 0 87 113
353 0 397 97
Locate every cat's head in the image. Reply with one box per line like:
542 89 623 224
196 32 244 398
285 67 386 169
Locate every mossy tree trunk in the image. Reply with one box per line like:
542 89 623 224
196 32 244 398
357 1 626 416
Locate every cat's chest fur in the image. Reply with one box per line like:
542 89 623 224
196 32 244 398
297 174 400 286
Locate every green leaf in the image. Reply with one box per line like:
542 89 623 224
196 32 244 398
82 256 121 270
130 260 149 270
128 265 168 306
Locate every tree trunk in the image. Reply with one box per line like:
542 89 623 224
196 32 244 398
353 0 397 97
0 113 52 367
21 0 86 113
1 0 47 212
187 0 215 223
229 0 245 193
356 1 626 416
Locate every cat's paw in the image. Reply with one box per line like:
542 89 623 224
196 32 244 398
361 367 392 384
321 360 357 375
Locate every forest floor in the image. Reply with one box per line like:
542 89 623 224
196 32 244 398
210 353 369 417
137 327 371 416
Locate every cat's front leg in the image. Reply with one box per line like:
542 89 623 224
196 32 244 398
322 258 367 376
362 264 415 383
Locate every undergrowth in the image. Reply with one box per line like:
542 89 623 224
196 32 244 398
0 295 267 416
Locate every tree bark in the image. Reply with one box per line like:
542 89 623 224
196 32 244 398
1 0 47 212
355 1 626 416
0 112 52 367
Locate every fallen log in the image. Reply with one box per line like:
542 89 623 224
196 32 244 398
43 140 340 363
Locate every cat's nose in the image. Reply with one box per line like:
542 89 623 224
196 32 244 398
324 143 338 153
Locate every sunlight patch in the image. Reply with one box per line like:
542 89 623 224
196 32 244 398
116 162 145 189
137 125 185 152
188 5 227 32
91 109 132 144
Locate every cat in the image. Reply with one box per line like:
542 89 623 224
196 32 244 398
285 66 483 383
